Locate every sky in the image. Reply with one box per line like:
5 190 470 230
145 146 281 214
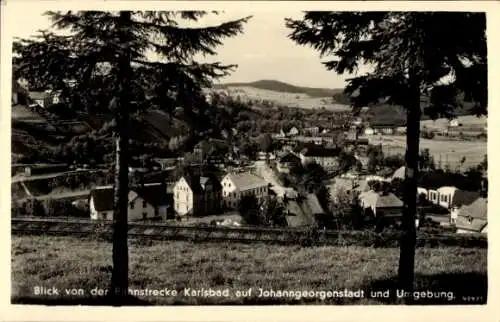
9 9 354 89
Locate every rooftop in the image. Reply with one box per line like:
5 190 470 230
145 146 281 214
359 191 403 209
456 198 487 232
300 146 342 157
90 183 172 212
225 172 268 191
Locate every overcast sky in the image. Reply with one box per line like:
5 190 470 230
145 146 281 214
9 9 354 89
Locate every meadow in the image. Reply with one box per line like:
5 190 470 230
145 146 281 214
367 135 487 169
213 86 351 111
12 235 487 305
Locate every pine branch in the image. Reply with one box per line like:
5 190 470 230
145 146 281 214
141 16 252 60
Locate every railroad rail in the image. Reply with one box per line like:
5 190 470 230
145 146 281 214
11 217 487 248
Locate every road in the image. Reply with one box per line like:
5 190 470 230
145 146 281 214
253 161 294 197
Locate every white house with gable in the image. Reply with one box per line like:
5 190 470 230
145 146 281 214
89 183 170 221
221 172 269 209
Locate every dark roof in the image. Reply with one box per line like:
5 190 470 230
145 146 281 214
458 197 487 220
91 183 172 212
285 200 310 227
456 198 487 232
182 171 222 193
133 183 171 207
302 194 325 216
451 190 480 208
90 187 114 212
300 146 341 157
359 191 403 209
279 153 301 163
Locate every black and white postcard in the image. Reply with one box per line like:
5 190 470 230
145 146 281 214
2 1 498 321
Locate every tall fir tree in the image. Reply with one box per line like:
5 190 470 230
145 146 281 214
13 11 250 302
286 12 487 300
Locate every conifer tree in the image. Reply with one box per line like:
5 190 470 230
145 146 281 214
13 10 250 303
286 12 487 299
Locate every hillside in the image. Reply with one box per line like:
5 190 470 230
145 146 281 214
12 235 487 305
212 80 479 125
211 80 350 112
214 79 344 98
11 105 191 163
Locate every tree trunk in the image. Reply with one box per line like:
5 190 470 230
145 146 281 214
111 11 132 302
398 76 421 303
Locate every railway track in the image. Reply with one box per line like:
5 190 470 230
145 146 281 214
11 217 487 248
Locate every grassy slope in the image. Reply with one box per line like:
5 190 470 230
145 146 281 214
214 80 478 125
12 236 487 305
214 79 344 98
368 135 487 168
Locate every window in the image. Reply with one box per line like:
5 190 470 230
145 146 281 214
142 200 147 208
129 201 135 209
142 212 147 220
102 212 107 220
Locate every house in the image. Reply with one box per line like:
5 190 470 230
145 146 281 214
455 198 487 234
288 126 300 137
352 117 363 126
375 127 394 135
276 152 301 173
28 90 61 108
358 191 404 218
257 151 267 160
277 128 287 138
396 127 406 134
173 172 222 217
284 194 324 228
391 166 406 181
449 119 460 127
302 193 327 225
435 186 480 210
221 172 269 209
383 128 394 135
328 178 369 203
284 200 311 228
299 146 341 169
364 127 375 136
304 126 320 136
417 187 429 199
365 175 390 183
89 183 171 221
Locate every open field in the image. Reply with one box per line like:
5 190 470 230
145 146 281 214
366 135 487 169
213 87 351 111
420 115 487 132
12 235 487 305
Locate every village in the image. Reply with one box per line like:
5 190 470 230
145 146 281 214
8 9 490 308
11 87 488 236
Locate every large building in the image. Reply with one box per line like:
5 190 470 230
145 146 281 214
221 172 269 209
298 146 342 170
89 183 172 221
173 173 222 217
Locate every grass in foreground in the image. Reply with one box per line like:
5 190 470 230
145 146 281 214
11 236 487 305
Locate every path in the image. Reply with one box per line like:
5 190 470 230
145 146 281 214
253 161 294 197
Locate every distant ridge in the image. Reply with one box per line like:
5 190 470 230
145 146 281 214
213 79 343 98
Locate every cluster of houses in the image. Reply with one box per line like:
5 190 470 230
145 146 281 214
89 170 271 221
89 166 330 229
328 166 487 234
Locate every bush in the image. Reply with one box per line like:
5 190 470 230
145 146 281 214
421 130 435 139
